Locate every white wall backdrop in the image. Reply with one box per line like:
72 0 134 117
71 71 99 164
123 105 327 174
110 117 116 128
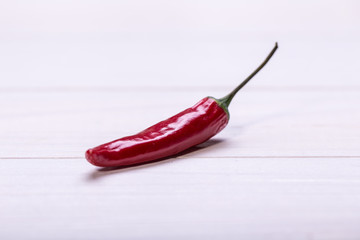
0 0 359 88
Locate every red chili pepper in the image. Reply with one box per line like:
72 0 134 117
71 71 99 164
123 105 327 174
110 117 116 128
86 43 278 167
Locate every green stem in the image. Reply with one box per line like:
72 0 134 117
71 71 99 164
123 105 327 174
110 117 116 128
218 42 278 108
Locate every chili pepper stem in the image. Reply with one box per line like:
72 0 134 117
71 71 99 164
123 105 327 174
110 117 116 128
218 42 278 108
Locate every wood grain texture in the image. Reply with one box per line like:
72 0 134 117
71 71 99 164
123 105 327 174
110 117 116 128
1 1 360 239
1 88 359 158
1 86 360 240
1 157 360 240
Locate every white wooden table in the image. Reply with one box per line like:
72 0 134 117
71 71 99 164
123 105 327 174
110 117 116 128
1 1 360 240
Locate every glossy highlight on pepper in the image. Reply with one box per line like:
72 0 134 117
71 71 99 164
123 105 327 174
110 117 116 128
86 43 278 167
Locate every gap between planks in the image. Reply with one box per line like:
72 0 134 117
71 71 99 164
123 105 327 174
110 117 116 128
1 156 359 160
1 85 360 93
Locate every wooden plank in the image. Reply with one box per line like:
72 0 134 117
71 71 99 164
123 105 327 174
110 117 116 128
0 157 359 240
0 41 359 89
1 89 359 158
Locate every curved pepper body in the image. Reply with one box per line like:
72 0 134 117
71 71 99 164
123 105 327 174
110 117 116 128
86 97 228 167
85 43 278 168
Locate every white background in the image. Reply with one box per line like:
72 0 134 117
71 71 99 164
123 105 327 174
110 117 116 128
1 1 360 240
1 0 359 88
